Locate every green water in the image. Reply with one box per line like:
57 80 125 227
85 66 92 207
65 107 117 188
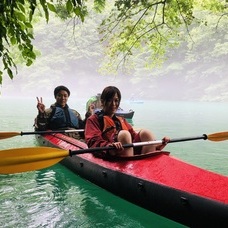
1 97 228 227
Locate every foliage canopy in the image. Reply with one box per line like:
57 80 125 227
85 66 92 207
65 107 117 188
0 0 227 84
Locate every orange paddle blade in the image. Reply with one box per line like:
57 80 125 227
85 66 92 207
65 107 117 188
0 147 69 174
207 132 228 141
0 132 21 139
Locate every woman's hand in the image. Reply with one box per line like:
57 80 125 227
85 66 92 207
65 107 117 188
163 136 170 144
111 142 124 150
36 97 45 113
156 136 170 151
108 142 124 156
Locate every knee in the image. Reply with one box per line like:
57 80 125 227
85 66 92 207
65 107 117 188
118 130 131 138
118 130 132 142
139 129 155 140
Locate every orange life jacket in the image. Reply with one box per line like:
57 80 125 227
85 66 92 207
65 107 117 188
102 115 129 142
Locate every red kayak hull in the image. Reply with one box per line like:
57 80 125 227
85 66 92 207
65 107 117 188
36 133 228 227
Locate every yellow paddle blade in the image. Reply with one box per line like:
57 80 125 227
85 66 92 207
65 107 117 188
207 131 228 141
0 132 21 139
0 147 69 174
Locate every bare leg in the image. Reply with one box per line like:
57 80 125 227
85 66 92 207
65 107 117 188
139 129 157 154
117 130 134 156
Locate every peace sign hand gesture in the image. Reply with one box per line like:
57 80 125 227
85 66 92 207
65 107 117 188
36 97 45 113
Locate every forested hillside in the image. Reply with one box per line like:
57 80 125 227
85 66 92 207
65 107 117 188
1 2 227 101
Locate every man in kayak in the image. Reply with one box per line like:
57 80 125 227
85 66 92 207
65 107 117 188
85 86 169 157
35 85 93 140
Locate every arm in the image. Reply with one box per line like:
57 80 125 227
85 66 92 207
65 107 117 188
35 108 52 131
35 97 49 131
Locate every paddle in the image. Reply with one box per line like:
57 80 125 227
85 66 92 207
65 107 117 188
0 129 84 140
0 131 228 174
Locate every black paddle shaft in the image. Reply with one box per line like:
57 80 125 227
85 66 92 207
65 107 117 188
21 129 84 135
69 134 208 156
169 134 207 143
69 143 135 156
21 131 49 135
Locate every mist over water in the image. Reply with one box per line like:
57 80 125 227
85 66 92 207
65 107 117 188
1 16 227 102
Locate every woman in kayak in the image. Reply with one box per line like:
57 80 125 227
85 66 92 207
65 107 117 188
35 85 92 140
85 86 169 157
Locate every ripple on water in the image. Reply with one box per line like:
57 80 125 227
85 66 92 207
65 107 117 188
0 163 186 228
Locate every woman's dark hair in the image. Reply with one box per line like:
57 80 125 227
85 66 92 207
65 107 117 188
100 86 121 104
54 85 70 97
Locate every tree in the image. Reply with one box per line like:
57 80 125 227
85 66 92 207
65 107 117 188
98 0 227 73
0 0 227 84
0 0 93 84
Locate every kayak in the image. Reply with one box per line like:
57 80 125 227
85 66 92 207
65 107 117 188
93 107 135 119
115 107 135 119
36 133 228 227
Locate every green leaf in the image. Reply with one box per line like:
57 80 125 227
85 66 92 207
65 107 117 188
10 36 17 45
24 22 33 28
7 68 13 79
47 3 57 13
17 2 26 13
40 0 49 22
66 0 73 13
0 71 2 84
74 6 81 16
15 11 26 22
26 59 33 66
94 0 106 13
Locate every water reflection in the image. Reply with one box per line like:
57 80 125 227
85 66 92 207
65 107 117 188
0 163 185 227
35 169 69 202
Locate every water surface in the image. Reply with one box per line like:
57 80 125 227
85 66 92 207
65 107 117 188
0 97 227 227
